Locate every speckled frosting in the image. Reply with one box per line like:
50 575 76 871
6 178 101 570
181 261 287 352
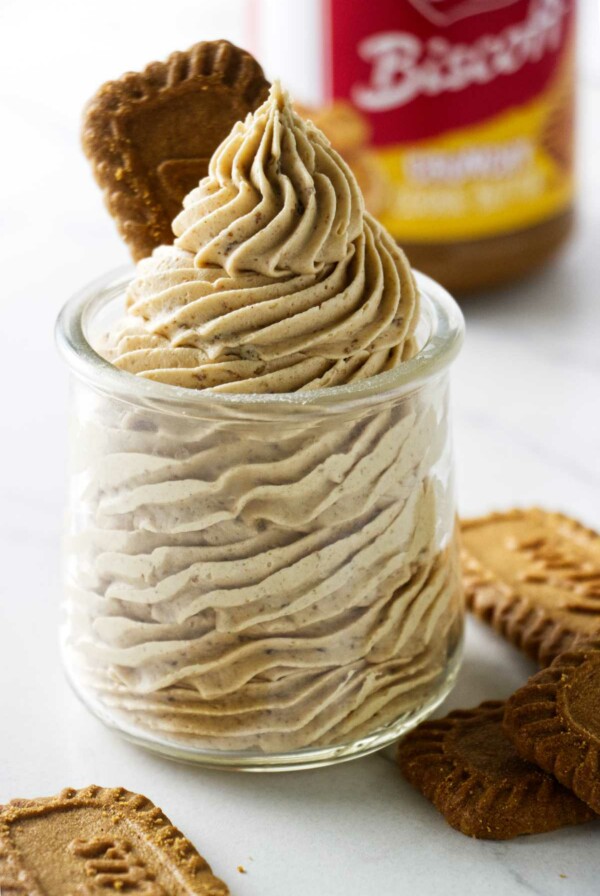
104 83 419 392
66 388 461 751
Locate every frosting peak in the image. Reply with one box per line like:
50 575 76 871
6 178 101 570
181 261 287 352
105 84 419 393
173 82 364 277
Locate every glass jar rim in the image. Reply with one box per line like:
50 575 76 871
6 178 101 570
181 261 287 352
55 265 464 418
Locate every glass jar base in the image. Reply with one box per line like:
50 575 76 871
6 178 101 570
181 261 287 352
63 638 463 772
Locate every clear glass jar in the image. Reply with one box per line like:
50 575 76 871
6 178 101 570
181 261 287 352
56 268 464 771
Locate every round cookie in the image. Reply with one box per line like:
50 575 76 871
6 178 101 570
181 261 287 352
398 700 595 839
504 640 600 814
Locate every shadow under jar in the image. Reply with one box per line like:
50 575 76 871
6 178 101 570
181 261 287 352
56 268 464 771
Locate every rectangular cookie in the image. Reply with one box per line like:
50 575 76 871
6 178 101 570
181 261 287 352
0 786 229 895
461 508 600 666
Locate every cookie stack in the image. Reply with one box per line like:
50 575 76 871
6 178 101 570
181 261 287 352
398 508 600 840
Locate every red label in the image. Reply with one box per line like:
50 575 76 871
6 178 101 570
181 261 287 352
327 0 575 145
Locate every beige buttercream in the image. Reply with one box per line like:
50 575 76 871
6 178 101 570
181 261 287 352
104 83 419 392
65 386 461 752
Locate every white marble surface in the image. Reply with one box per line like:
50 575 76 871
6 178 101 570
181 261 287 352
1 2 600 894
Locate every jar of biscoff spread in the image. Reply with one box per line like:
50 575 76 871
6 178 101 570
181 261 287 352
247 0 576 293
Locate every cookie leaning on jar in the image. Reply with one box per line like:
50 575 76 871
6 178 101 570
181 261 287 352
56 40 465 770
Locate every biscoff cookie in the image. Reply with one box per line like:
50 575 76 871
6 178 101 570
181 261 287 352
82 40 269 261
0 785 229 895
461 508 600 666
504 640 600 815
397 700 595 840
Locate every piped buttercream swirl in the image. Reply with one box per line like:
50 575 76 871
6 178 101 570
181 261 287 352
105 83 419 392
69 80 462 758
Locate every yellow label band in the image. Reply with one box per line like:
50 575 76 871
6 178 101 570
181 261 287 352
373 82 574 242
